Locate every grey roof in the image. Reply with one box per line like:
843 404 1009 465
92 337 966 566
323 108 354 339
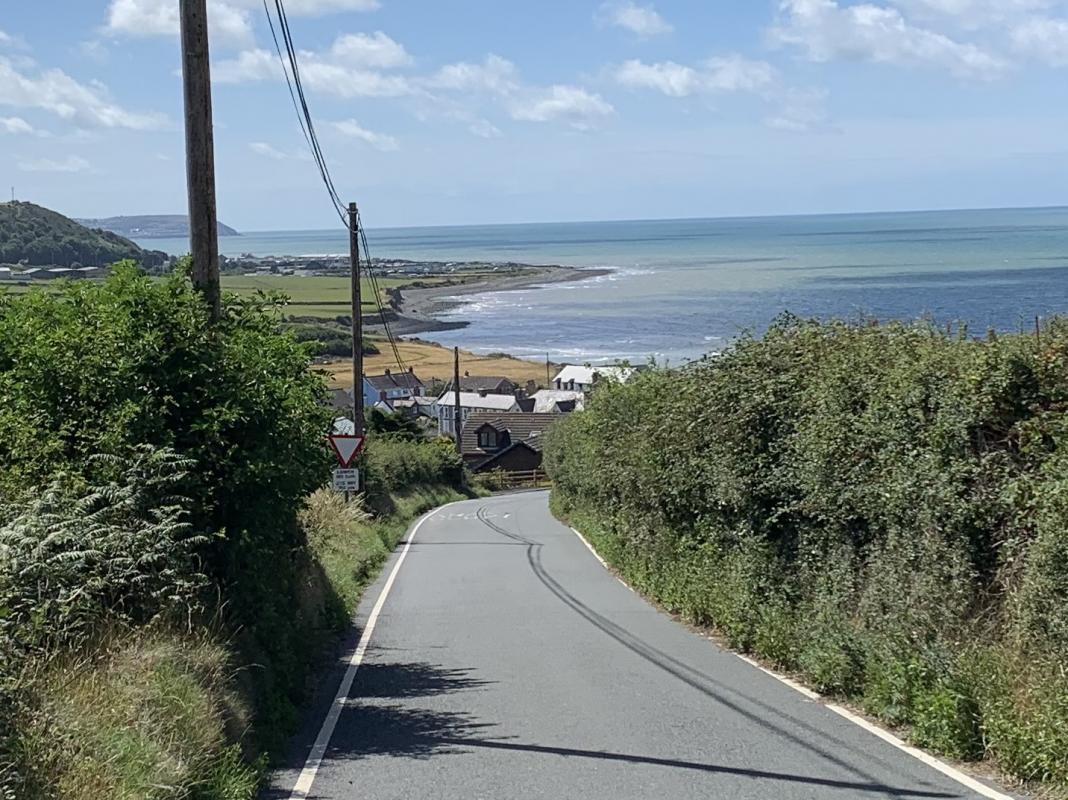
364 371 424 392
460 412 560 459
457 375 517 393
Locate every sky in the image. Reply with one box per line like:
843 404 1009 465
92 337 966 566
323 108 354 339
1 0 1068 231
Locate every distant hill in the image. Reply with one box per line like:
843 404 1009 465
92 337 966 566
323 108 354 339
76 215 240 239
0 202 168 269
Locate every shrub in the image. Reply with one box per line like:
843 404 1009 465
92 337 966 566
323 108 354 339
0 263 334 750
546 314 1068 790
0 448 204 660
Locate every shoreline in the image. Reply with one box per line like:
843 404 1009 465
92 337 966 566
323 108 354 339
367 265 612 337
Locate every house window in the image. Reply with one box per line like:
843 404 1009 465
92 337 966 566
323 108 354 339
478 428 498 449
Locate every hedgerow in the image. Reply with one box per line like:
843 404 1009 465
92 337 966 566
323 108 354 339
546 314 1068 792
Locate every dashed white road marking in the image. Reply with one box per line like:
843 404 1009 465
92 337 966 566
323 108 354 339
287 502 461 800
566 521 1018 800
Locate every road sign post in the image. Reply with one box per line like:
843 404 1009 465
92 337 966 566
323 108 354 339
332 468 361 493
327 434 365 499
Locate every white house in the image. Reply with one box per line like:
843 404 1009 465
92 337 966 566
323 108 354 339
0 267 11 281
552 365 634 393
437 391 520 437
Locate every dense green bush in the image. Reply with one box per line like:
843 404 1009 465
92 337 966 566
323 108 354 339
546 315 1068 791
0 448 205 661
0 263 334 749
363 436 464 514
282 321 380 357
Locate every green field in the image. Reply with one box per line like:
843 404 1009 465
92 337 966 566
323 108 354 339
220 274 407 317
3 271 503 320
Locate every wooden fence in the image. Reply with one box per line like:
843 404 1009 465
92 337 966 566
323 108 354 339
477 468 551 491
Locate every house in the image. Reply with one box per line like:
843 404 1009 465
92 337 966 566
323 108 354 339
391 394 438 420
326 387 353 418
361 368 425 410
0 267 11 281
461 412 560 472
552 364 634 393
437 391 520 437
529 389 584 413
454 373 519 396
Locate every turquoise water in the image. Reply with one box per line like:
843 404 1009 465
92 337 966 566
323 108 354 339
138 207 1068 364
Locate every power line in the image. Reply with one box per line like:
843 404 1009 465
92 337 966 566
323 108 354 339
262 0 410 382
358 210 409 376
263 0 345 223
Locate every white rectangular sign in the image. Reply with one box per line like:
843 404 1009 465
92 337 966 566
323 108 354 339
332 468 360 492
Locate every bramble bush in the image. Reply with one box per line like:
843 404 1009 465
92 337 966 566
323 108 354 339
546 314 1068 791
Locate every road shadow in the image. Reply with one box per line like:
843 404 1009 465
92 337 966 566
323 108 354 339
261 660 493 799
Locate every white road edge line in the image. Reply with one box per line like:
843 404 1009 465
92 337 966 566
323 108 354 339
567 522 1017 800
570 526 635 592
287 503 456 800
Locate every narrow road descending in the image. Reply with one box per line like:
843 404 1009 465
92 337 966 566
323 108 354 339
267 492 1013 800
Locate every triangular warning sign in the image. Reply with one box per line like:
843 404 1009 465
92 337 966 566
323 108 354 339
328 435 365 467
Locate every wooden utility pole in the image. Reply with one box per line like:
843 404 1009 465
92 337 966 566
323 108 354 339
349 202 365 435
453 346 462 452
179 0 221 321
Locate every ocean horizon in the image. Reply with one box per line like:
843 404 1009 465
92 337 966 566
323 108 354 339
136 205 1068 365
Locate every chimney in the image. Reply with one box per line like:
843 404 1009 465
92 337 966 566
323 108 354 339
555 378 561 390
384 368 391 376
479 389 488 398
379 391 387 401
464 370 470 377
408 366 414 373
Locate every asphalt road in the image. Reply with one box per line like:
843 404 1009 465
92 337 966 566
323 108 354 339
266 491 1018 800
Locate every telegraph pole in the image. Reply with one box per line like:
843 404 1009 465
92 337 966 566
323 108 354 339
453 347 462 452
179 0 221 321
350 202 365 435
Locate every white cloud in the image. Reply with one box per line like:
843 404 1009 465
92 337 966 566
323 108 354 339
889 0 1054 28
772 0 1011 79
615 56 777 96
330 32 411 69
427 55 519 94
105 0 253 47
250 141 288 159
0 116 34 134
510 85 614 125
214 46 413 97
596 1 673 36
1012 17 1068 65
19 155 92 173
332 119 399 150
104 0 381 45
213 48 281 83
300 62 413 97
0 30 11 46
0 56 165 129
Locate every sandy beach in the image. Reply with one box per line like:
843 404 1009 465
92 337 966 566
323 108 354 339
369 265 612 336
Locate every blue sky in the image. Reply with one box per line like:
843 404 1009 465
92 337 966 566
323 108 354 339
2 0 1068 230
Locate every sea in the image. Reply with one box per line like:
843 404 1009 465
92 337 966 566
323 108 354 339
137 206 1068 365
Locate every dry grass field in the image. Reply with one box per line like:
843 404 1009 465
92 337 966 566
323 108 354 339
317 339 557 389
